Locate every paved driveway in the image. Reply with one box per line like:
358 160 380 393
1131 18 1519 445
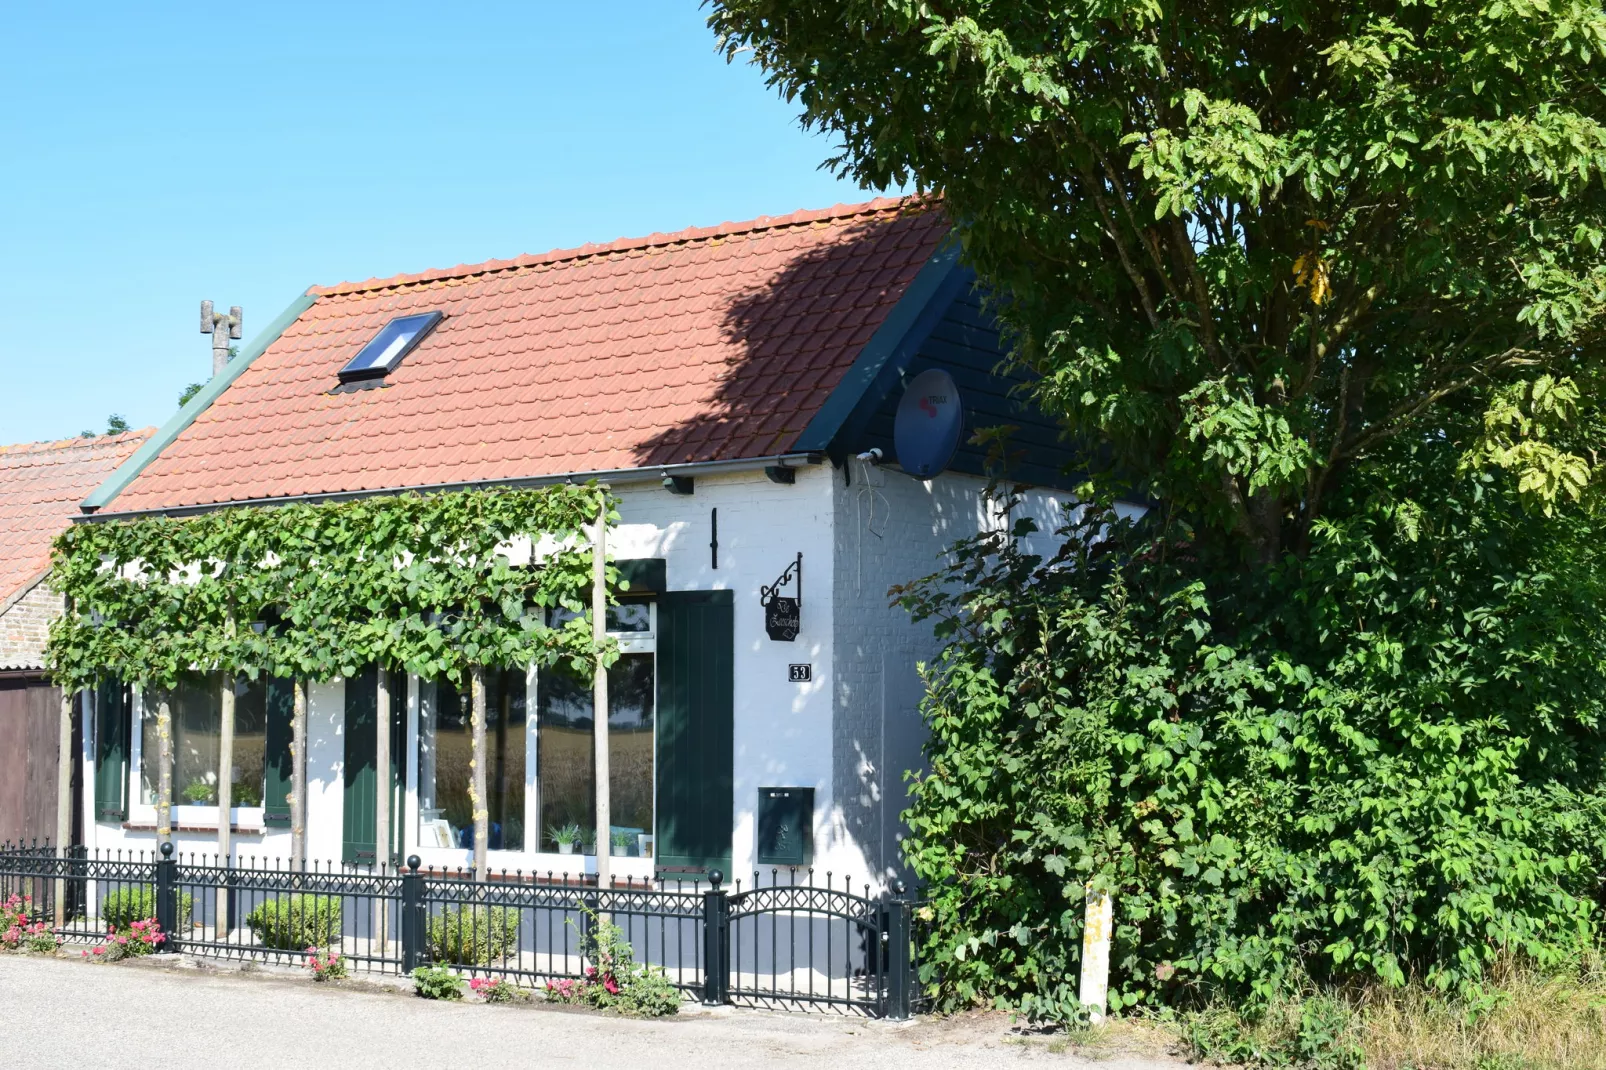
0 955 1182 1069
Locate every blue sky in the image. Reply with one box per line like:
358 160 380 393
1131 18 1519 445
0 3 874 444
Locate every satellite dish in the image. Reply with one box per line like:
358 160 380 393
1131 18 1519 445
894 368 963 479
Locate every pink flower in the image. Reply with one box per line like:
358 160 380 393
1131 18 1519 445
93 947 104 955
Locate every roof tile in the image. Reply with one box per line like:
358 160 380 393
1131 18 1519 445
111 197 948 512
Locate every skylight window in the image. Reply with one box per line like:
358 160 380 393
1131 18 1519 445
338 311 443 383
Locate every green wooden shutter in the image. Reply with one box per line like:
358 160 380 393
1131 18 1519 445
93 678 129 822
655 590 734 877
342 667 378 865
262 678 294 827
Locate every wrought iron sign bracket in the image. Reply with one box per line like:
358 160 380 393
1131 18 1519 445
761 552 803 642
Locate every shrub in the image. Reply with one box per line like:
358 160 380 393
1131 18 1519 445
469 976 530 1004
0 893 57 954
543 909 679 1017
102 886 193 931
305 947 347 982
898 479 1606 1018
413 964 464 1000
426 904 518 966
82 918 165 962
245 895 341 951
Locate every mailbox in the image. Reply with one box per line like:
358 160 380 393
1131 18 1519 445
756 786 814 866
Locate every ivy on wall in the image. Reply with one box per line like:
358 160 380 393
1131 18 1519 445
46 484 620 692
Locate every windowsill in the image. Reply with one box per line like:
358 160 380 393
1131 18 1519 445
121 821 268 834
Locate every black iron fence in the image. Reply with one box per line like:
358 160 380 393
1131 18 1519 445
0 841 918 1018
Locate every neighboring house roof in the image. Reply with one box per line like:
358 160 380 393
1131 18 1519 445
98 197 954 515
0 430 154 605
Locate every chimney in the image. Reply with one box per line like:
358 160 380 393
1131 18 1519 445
201 300 243 376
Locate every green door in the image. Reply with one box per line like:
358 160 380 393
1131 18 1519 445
93 678 129 822
343 667 378 865
655 590 734 877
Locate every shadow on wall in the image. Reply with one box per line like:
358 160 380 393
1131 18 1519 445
629 213 934 470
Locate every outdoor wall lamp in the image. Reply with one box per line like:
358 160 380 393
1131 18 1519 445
661 471 695 495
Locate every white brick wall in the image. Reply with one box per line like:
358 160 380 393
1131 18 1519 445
830 462 1081 884
0 576 61 671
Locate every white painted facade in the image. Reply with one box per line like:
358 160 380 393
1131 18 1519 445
81 461 1075 892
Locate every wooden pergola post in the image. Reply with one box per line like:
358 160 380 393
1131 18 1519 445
470 667 488 883
591 497 611 891
53 688 74 927
156 689 174 843
376 665 392 950
216 673 235 933
290 680 307 871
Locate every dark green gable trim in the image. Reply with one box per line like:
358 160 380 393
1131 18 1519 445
80 290 319 514
792 240 966 458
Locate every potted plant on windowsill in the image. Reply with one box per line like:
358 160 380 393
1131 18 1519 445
182 779 216 805
549 823 582 856
610 830 633 858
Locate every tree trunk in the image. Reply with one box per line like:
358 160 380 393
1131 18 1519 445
376 666 392 951
156 689 173 843
592 499 611 891
291 680 307 871
216 674 235 933
53 689 73 927
470 666 488 883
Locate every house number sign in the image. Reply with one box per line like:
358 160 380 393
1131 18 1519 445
761 552 802 642
789 664 812 682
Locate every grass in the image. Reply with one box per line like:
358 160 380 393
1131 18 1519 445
1178 960 1606 1070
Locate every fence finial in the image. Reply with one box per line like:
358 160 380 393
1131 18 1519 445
160 841 174 859
709 869 724 890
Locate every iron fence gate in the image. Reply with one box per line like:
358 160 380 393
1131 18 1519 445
0 842 918 1018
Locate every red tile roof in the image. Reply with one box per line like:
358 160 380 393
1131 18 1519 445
107 197 950 513
0 430 154 603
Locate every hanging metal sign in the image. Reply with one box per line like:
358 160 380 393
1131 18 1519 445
761 552 802 642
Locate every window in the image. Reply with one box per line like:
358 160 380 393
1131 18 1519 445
536 601 656 855
338 311 443 383
536 654 655 854
138 673 268 807
416 669 526 851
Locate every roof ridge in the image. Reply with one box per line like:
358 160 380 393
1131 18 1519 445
310 194 937 298
0 428 157 457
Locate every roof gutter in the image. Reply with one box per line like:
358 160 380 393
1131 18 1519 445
74 451 825 522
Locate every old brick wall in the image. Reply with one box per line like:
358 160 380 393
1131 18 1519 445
0 577 60 671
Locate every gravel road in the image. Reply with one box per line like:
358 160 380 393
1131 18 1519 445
0 954 1185 1070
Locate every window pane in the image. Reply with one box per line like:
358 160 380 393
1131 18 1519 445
231 678 267 807
487 670 526 851
417 680 470 849
548 603 652 634
536 653 655 855
140 673 273 808
416 670 526 851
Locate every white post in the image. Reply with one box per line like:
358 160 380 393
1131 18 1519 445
54 688 74 927
1080 887 1112 1024
216 674 235 932
591 498 610 890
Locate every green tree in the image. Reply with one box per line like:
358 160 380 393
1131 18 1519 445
710 0 1606 1013
711 1 1606 561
